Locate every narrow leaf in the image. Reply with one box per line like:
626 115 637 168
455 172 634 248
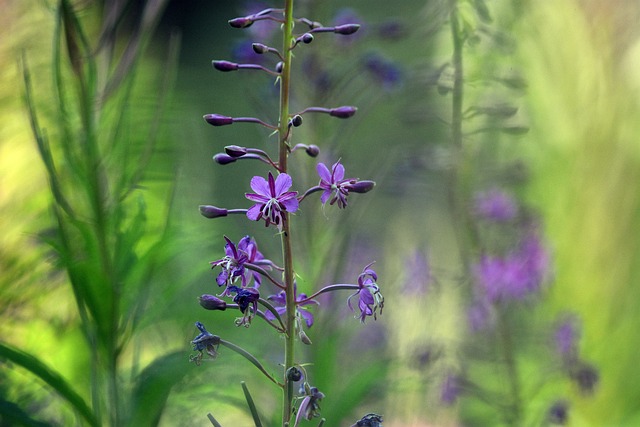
0 342 98 426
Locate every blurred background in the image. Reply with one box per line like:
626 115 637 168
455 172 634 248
1 0 640 426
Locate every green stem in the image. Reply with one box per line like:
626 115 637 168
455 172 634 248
279 1 296 425
496 307 522 426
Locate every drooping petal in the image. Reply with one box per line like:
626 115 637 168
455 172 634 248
299 308 315 328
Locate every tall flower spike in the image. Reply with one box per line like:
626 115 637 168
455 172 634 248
245 172 299 230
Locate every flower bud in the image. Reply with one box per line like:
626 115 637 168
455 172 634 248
302 33 314 44
334 24 360 35
228 17 254 28
212 60 239 72
290 115 303 127
346 180 375 193
252 43 268 54
199 205 228 218
305 144 320 157
286 366 303 382
329 106 357 118
299 329 313 345
199 294 227 310
276 61 284 73
225 145 248 157
204 114 234 126
213 153 237 165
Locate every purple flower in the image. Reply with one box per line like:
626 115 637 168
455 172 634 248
347 262 384 323
296 386 325 422
228 285 260 315
555 315 579 359
363 53 402 91
265 285 319 328
210 236 268 291
190 322 220 365
473 188 518 222
473 231 550 302
317 161 361 208
440 374 461 405
245 172 299 230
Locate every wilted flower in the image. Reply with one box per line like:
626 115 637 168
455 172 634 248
190 322 221 365
347 262 384 323
245 172 299 230
296 385 325 421
227 285 260 326
265 285 319 328
351 413 384 427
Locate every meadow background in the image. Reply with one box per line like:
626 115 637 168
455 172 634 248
1 0 640 426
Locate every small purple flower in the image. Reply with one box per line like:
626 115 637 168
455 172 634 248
473 188 518 222
363 53 402 91
347 262 384 323
317 161 359 208
555 315 579 360
190 322 221 365
210 236 267 291
440 373 461 405
228 285 260 315
246 172 299 230
265 285 319 328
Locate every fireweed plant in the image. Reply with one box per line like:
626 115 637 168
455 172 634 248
412 0 599 425
192 4 384 426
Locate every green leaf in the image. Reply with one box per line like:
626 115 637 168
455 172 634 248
0 399 51 427
473 0 493 24
0 342 98 426
126 351 194 427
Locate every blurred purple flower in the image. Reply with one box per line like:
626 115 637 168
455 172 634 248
363 53 402 91
473 188 518 222
210 236 268 292
467 298 493 332
548 400 569 425
440 374 461 405
404 250 432 294
473 231 550 302
265 285 319 328
246 172 298 230
555 315 579 359
347 262 384 323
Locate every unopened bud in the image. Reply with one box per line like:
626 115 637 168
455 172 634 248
286 366 303 381
213 153 237 165
212 60 239 72
252 43 268 54
276 62 284 73
199 294 227 310
225 145 248 157
204 114 234 126
302 33 314 44
299 329 313 345
346 180 375 194
305 144 320 157
290 115 303 127
199 205 228 218
228 17 254 28
329 106 357 118
334 24 360 35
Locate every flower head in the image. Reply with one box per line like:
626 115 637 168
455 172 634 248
227 285 260 326
265 285 319 328
296 385 325 422
317 161 365 208
347 262 384 323
245 172 298 230
210 236 267 292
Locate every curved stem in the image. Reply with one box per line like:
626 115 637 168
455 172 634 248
297 284 358 304
219 339 283 387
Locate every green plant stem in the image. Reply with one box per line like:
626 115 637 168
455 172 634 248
279 1 296 425
496 307 522 426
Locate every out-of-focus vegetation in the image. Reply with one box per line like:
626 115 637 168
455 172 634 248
1 0 640 426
